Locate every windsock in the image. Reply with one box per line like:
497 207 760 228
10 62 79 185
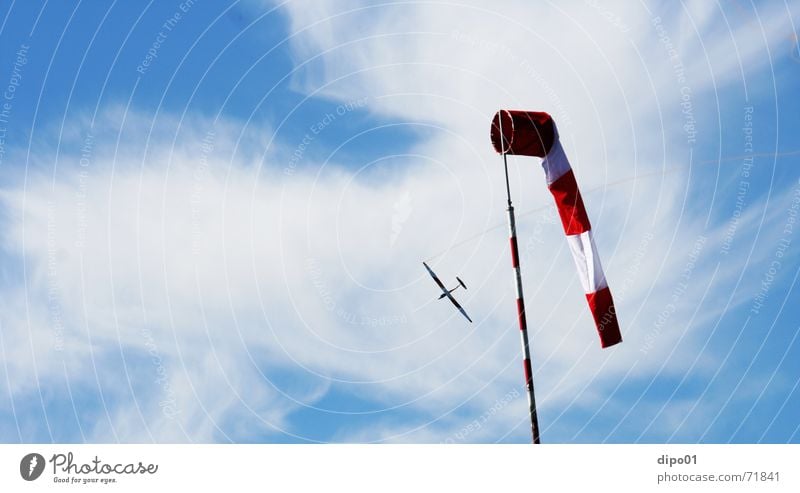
491 110 622 348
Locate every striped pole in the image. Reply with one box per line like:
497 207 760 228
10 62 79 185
499 116 541 444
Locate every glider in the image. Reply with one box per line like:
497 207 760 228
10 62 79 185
422 262 473 323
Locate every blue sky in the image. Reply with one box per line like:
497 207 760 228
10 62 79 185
0 0 798 443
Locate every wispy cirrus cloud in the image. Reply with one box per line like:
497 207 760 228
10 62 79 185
0 0 797 443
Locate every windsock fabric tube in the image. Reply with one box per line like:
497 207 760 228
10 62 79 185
491 110 622 348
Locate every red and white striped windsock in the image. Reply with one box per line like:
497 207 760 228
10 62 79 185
491 110 622 348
